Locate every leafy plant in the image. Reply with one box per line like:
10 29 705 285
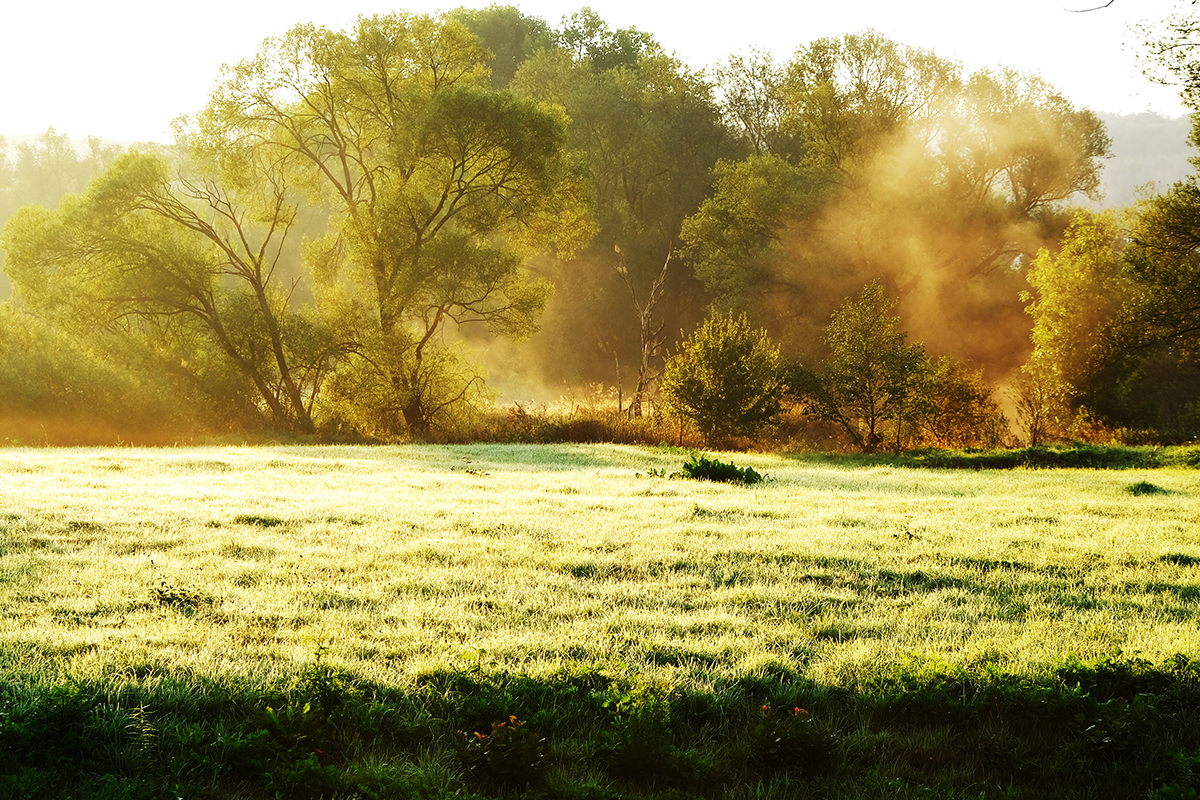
232 514 285 528
150 583 214 615
455 715 548 789
747 705 834 773
1075 694 1160 758
604 684 676 781
677 453 764 484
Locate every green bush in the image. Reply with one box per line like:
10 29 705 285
660 314 786 445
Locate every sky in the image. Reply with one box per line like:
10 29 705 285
0 0 1192 143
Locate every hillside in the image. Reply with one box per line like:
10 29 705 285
1096 111 1195 207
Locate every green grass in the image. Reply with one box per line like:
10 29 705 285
2 443 1200 798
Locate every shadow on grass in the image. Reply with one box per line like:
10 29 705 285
3 653 1200 799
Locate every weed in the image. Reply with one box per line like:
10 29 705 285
456 715 548 789
149 583 213 615
1076 694 1161 759
1129 480 1169 496
676 453 764 484
232 514 286 527
747 705 834 774
603 684 677 781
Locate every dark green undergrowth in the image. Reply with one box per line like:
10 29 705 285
4 653 1200 799
797 444 1200 471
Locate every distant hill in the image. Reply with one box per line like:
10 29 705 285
1096 112 1195 208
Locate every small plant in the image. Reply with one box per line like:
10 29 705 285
1075 694 1160 758
456 715 548 789
1129 480 1168 496
747 706 834 773
233 514 286 527
150 582 214 615
677 453 764 485
604 685 676 781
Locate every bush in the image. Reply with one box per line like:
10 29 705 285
660 314 786 445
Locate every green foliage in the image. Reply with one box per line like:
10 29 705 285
507 19 730 411
1094 180 1200 441
4 654 1200 799
796 283 930 453
603 684 676 780
150 583 214 615
747 706 834 773
1022 210 1129 443
918 356 1008 449
897 444 1171 470
681 154 823 303
455 715 548 789
660 313 786 444
675 453 764 485
208 13 586 436
232 514 285 528
2 148 334 434
683 31 1109 378
1075 694 1160 760
450 5 552 88
0 304 188 443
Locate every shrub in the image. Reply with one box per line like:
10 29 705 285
660 314 786 445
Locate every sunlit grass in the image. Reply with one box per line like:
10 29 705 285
2 443 1198 690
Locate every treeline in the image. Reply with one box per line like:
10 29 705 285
0 5 1195 448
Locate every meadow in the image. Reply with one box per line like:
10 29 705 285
3 443 1200 799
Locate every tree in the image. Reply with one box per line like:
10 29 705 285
1090 179 1200 438
919 357 1005 448
681 32 1109 374
205 13 590 435
3 146 336 433
796 283 929 453
1137 4 1200 111
712 49 799 160
450 4 552 88
510 14 736 398
616 245 671 418
0 129 123 296
660 313 786 444
1021 209 1128 437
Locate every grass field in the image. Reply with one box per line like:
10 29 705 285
3 443 1200 798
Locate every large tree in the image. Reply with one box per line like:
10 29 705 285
3 145 336 433
204 13 590 434
510 11 737 407
684 31 1110 374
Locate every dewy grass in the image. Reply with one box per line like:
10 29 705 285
1 443 1199 686
3 444 1200 798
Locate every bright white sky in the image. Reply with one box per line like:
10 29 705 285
0 0 1190 143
